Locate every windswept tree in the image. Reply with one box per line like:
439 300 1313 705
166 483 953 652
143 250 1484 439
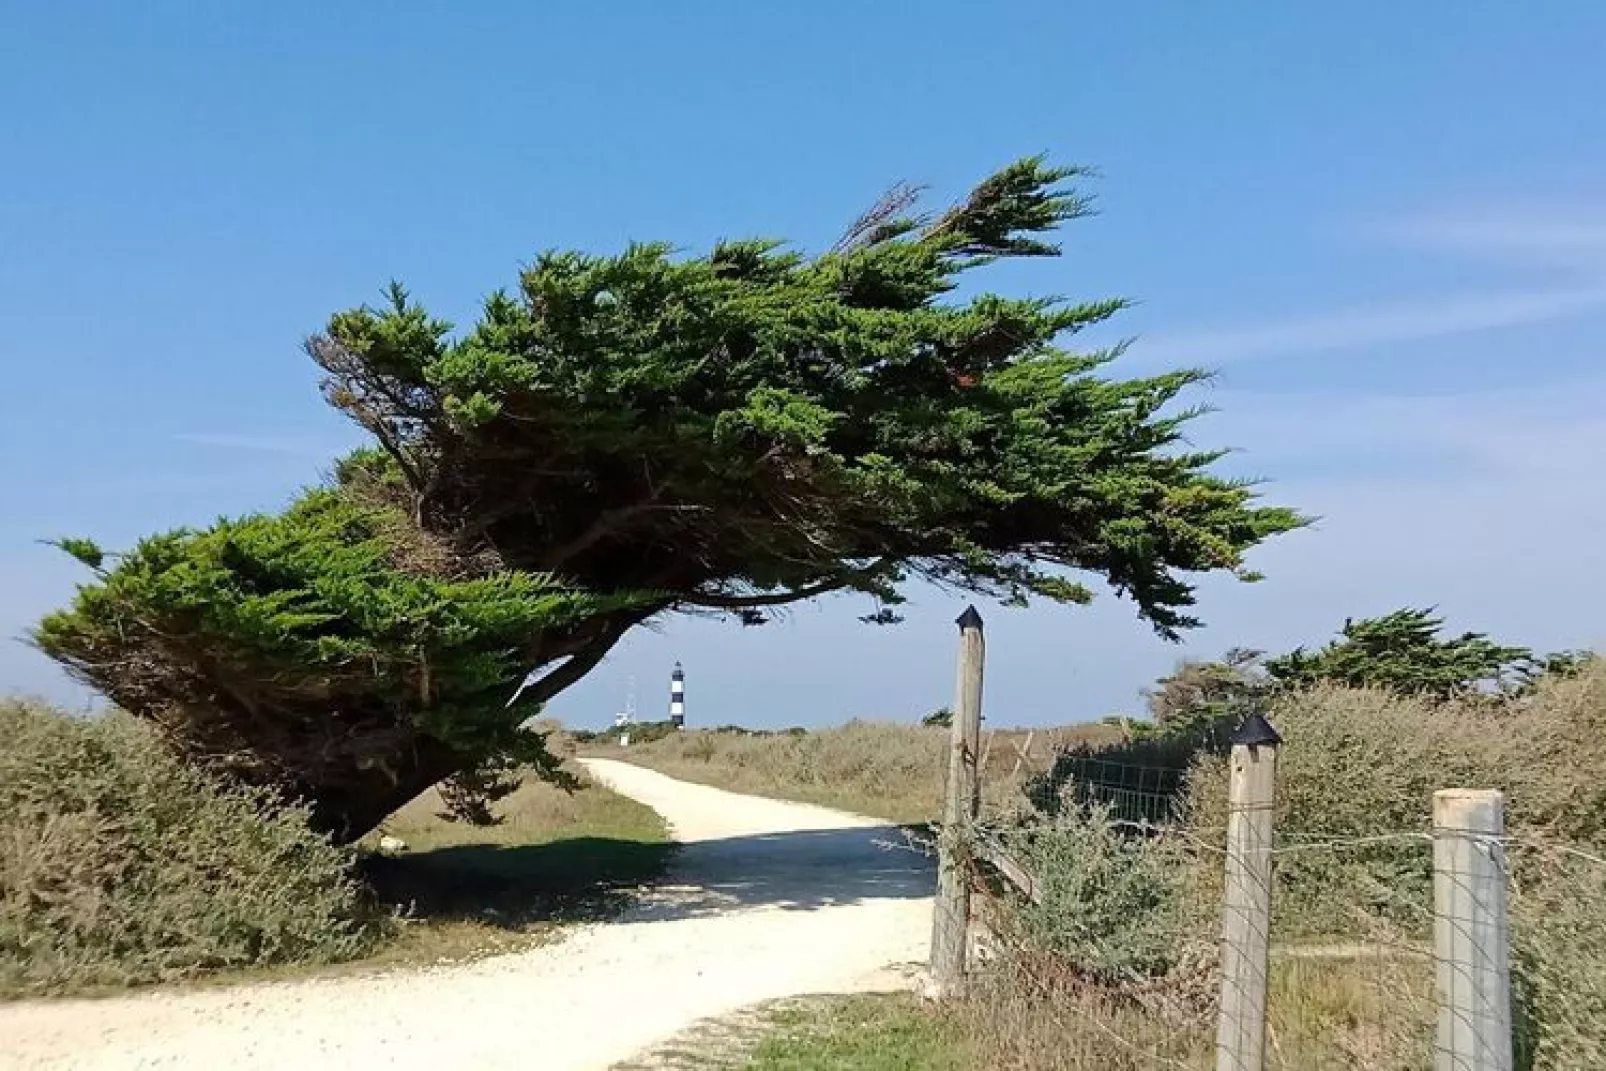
1264 607 1590 699
38 159 1304 841
1265 608 1518 698
1145 647 1270 733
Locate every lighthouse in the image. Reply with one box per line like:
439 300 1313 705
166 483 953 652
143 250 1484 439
670 662 685 729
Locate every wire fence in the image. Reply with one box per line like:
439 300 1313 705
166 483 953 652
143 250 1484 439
947 741 1606 1070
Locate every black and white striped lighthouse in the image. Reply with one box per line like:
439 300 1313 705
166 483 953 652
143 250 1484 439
669 662 685 729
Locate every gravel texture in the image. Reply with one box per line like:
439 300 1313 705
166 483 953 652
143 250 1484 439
0 759 935 1070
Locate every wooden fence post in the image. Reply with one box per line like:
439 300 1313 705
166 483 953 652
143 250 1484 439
1433 789 1513 1071
1215 713 1281 1071
929 604 985 996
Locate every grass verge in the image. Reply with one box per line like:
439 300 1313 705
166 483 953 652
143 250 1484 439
617 994 968 1071
355 766 673 967
635 953 1432 1071
743 994 967 1071
584 721 1119 825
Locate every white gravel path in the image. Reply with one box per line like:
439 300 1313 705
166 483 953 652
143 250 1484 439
0 759 935 1070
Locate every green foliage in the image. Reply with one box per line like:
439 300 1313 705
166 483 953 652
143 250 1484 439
0 699 382 994
1532 648 1598 683
1140 646 1270 745
40 158 1304 838
921 707 953 728
435 755 526 826
1123 612 1591 774
35 491 634 836
623 719 683 745
435 720 583 826
1002 805 1201 985
310 157 1304 637
1026 618 1596 872
1264 607 1544 699
46 536 105 570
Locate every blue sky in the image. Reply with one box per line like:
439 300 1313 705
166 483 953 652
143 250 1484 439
3 3 1603 729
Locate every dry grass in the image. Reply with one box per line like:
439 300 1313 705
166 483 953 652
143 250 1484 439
352 763 671 967
627 951 1432 1071
586 721 949 824
586 720 1119 825
677 664 1605 1068
998 661 1606 1069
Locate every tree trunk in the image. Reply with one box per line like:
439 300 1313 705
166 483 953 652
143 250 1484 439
293 735 468 844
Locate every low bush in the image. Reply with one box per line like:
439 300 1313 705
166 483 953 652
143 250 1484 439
0 699 384 994
1184 665 1606 937
1512 849 1606 1070
1000 804 1205 987
997 661 1606 1066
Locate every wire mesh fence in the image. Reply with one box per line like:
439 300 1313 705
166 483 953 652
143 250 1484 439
1505 838 1606 1070
951 739 1606 1070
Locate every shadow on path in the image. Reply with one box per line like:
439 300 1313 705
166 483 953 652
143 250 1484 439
365 822 933 931
361 836 675 930
629 823 934 922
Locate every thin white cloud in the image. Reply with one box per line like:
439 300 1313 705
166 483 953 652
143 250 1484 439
1136 200 1606 366
1200 377 1606 482
1371 205 1606 266
1142 284 1606 365
171 433 327 456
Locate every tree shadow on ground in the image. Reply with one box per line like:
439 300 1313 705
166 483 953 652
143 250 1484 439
626 824 935 922
360 836 676 931
360 823 934 931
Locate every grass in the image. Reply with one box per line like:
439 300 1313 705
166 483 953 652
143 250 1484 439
638 952 1431 1071
584 720 1119 825
620 994 970 1071
744 995 968 1071
353 766 672 966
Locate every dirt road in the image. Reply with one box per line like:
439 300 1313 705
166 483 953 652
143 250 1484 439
0 759 934 1070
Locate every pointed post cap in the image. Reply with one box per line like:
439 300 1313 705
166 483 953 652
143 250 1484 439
955 605 984 631
1231 711 1283 748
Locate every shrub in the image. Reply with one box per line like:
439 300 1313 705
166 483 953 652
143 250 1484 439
994 661 1606 1065
1001 804 1206 987
1263 608 1561 700
1178 664 1606 1062
0 699 384 994
1184 664 1606 936
1510 849 1606 1070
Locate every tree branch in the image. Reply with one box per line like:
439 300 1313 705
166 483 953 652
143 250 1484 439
520 606 665 704
682 558 895 610
541 503 711 571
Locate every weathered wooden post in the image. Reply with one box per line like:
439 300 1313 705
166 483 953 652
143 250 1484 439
1433 789 1513 1071
1215 712 1281 1071
928 604 985 996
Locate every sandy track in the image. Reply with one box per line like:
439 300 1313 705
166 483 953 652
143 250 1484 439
0 759 934 1070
